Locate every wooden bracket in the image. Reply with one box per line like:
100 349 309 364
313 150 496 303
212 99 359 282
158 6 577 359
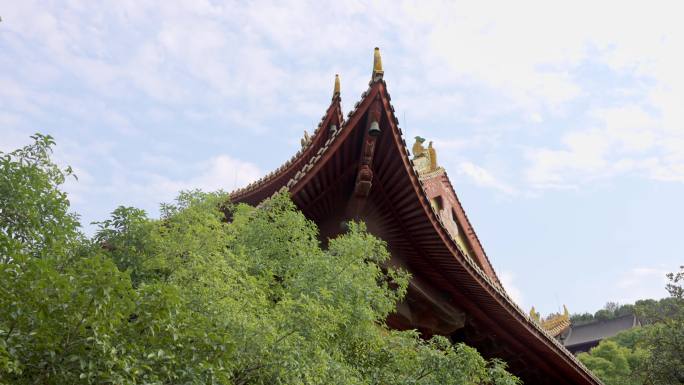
346 97 382 219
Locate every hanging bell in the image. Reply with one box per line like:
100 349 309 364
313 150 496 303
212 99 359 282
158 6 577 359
368 120 381 136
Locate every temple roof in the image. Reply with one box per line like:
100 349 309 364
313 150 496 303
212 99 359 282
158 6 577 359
564 314 639 348
229 48 602 385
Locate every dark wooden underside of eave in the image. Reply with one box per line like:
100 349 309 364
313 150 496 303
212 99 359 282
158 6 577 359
230 83 599 385
284 125 588 385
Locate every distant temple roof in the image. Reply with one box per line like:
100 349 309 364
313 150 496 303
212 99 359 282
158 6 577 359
563 314 640 352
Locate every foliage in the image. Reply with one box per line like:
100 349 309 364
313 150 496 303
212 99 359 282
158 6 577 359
579 266 684 385
569 312 595 325
0 135 519 384
0 133 79 261
0 135 135 383
635 297 682 325
92 206 154 286
578 330 650 385
641 266 684 384
570 302 635 326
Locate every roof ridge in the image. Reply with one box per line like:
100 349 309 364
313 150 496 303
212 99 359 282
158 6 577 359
229 88 344 200
266 83 376 199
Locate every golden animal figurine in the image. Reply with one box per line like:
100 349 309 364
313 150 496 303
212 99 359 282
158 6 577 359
428 141 437 171
300 130 312 148
412 136 440 174
412 136 426 158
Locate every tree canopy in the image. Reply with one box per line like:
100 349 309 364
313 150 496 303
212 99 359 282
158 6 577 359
570 302 636 326
0 135 519 384
578 266 684 385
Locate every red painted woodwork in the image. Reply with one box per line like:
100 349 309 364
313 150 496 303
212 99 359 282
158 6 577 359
230 77 602 385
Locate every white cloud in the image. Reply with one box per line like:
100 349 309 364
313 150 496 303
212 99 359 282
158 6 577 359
524 105 681 188
400 0 684 190
525 132 610 189
614 267 671 303
4 0 684 223
4 0 684 138
107 155 263 207
186 155 263 193
499 270 525 307
57 149 262 233
459 161 516 195
424 2 585 112
0 127 34 153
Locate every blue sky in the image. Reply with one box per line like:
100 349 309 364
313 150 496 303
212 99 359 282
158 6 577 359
2 1 682 317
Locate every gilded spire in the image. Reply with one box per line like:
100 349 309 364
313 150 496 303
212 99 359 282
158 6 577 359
333 74 340 97
372 47 384 80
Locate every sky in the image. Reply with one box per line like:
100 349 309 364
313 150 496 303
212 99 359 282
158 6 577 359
1 0 683 317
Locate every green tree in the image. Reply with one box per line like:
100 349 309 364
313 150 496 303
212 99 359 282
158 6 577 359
571 302 636 325
642 266 684 384
578 340 644 385
0 133 79 261
580 267 684 385
570 312 596 325
0 135 519 384
0 135 136 383
578 328 650 385
635 297 682 325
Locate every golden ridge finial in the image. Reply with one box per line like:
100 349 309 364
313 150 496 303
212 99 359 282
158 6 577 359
333 74 340 97
529 306 540 322
372 47 384 80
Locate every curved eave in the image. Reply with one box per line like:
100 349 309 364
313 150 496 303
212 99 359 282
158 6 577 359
230 79 602 385
229 95 344 204
276 84 380 198
374 82 602 385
